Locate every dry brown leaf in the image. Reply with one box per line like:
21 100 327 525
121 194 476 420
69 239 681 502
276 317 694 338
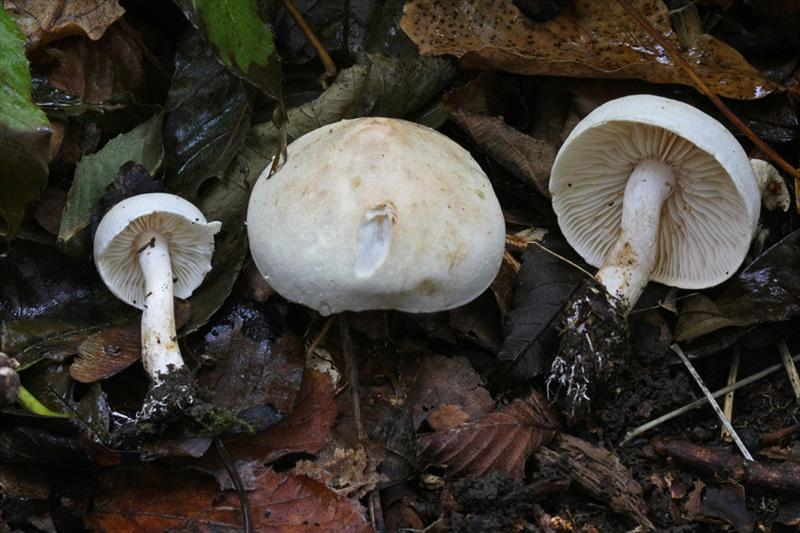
4 0 124 50
427 403 470 431
535 434 654 529
85 466 371 532
401 0 780 100
294 446 387 499
417 392 559 482
223 368 337 464
407 354 493 431
43 24 147 103
70 323 140 383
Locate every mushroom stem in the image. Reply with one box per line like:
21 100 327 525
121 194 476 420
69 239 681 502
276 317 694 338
135 230 184 383
596 159 675 313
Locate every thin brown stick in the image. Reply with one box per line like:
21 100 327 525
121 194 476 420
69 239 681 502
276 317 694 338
339 313 364 441
615 0 800 211
280 0 337 82
777 341 800 404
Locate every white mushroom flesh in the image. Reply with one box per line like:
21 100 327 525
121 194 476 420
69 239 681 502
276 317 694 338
135 230 184 381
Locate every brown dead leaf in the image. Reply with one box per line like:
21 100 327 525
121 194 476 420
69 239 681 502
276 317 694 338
43 24 147 103
427 404 470 432
684 482 754 533
407 354 493 431
418 392 558 482
294 446 387 499
401 0 780 100
85 466 371 532
224 368 337 464
535 434 654 529
4 0 124 50
70 323 139 383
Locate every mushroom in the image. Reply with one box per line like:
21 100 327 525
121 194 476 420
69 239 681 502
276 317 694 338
548 94 760 405
93 192 221 384
246 116 506 316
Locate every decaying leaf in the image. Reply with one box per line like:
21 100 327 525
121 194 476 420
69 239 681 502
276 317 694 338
418 392 559 482
675 230 800 341
0 4 51 236
70 322 139 383
407 354 493 431
85 466 371 532
57 111 164 258
401 0 780 100
164 29 251 200
535 434 654 529
4 0 124 50
294 446 387 499
684 481 754 533
43 24 147 103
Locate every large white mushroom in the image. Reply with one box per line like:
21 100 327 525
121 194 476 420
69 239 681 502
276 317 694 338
246 117 506 316
93 193 221 384
548 94 761 404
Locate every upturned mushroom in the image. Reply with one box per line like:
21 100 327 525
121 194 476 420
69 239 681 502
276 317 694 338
93 193 221 384
246 116 506 315
548 94 760 405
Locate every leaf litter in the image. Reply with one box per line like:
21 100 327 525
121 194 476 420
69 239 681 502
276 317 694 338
2 0 800 531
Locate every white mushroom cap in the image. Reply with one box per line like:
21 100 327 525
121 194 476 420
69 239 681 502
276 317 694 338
550 94 760 290
247 117 506 315
93 192 222 309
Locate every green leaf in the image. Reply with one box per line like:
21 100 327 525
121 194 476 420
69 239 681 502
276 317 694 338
164 29 252 200
58 112 165 257
177 0 281 100
0 5 51 236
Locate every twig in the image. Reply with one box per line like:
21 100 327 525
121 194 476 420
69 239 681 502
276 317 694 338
279 0 337 83
777 341 800 404
623 352 800 444
721 347 740 441
671 344 753 461
214 438 253 533
615 0 800 212
527 240 594 279
305 315 336 357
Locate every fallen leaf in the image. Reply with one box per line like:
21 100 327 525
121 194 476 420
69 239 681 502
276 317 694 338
69 322 139 383
294 446 387 499
684 482 754 533
418 392 558 482
675 230 800 341
85 466 371 532
197 303 304 430
427 404 470 432
224 368 337 464
0 4 51 236
535 434 654 529
401 0 780 100
497 233 588 379
43 24 147 103
164 29 251 200
177 0 281 100
4 0 124 50
57 111 165 259
407 354 493 431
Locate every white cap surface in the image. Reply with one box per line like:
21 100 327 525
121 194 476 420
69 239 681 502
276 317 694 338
93 193 222 309
550 95 760 289
247 117 506 315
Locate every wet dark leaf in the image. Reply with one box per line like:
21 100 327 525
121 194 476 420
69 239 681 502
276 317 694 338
164 29 251 200
0 421 91 464
0 4 51 236
685 482 754 533
197 303 304 431
85 466 371 532
675 230 800 341
418 392 558 482
497 233 588 379
223 368 337 464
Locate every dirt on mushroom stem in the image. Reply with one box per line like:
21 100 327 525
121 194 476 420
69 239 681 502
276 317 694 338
547 278 631 418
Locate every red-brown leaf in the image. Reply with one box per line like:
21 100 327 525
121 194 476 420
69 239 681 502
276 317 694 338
85 466 371 532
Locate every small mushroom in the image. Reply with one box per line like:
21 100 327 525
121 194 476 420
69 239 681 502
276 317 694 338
246 117 506 315
548 95 760 405
93 193 221 383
